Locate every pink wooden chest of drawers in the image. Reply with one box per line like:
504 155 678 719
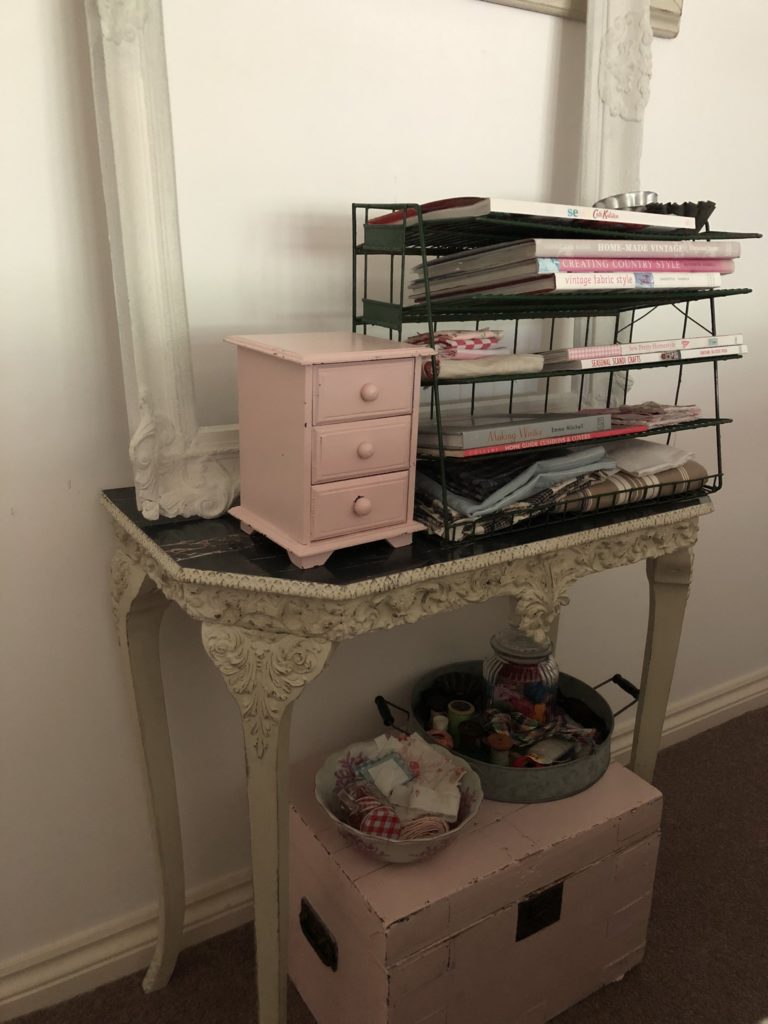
289 758 662 1024
226 332 431 568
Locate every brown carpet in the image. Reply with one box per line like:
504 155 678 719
16 707 768 1024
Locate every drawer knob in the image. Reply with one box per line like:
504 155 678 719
357 442 375 459
360 382 379 402
353 496 372 517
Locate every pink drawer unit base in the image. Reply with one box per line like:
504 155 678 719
288 759 662 1024
232 505 425 569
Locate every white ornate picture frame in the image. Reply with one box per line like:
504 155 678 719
86 0 656 521
480 0 683 39
86 0 239 520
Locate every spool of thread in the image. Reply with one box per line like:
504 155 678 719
400 816 450 840
488 709 512 734
447 699 475 742
430 712 450 732
486 732 514 766
427 729 453 749
457 719 486 754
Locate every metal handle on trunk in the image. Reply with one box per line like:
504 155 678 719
300 899 338 972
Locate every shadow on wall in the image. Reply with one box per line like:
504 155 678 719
191 210 353 426
544 17 586 204
58 0 130 450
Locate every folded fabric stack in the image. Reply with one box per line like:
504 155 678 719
602 437 696 472
610 402 701 427
553 460 708 517
407 330 544 381
415 439 708 539
408 329 506 359
417 446 617 518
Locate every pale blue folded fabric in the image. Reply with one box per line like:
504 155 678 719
416 445 617 518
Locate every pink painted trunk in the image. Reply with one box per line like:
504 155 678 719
289 759 662 1024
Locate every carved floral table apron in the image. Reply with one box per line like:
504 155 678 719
103 487 709 1024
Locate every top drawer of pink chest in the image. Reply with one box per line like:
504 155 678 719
312 359 416 425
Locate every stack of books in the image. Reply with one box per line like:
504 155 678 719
389 196 741 302
535 333 747 371
417 408 647 459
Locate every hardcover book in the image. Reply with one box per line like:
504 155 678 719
416 256 734 284
410 260 735 298
544 344 747 371
539 334 744 362
417 424 648 459
410 270 723 301
413 237 742 276
367 196 696 231
417 409 612 449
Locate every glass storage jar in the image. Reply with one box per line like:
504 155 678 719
482 626 559 724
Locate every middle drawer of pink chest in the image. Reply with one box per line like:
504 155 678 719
311 416 413 484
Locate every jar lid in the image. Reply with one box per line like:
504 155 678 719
489 625 554 663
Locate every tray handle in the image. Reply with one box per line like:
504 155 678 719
594 673 640 716
374 695 411 735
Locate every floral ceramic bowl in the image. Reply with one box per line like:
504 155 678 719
314 739 483 864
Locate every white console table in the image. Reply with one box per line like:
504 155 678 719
103 488 708 1024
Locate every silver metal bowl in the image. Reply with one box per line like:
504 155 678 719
594 190 658 210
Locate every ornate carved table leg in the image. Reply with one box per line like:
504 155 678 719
202 626 336 1024
630 546 695 781
507 595 561 650
505 555 571 650
110 551 184 992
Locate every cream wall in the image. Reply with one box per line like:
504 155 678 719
1 0 766 1014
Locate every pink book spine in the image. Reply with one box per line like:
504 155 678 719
549 333 744 361
548 257 735 274
456 425 648 457
567 345 745 370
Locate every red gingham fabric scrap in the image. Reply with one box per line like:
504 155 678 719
359 806 402 840
407 329 503 352
436 337 496 351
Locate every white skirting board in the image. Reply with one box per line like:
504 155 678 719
2 667 767 1022
609 665 768 762
0 872 254 1022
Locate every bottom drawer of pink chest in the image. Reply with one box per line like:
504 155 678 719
310 471 409 541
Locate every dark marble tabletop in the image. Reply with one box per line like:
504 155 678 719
103 487 706 589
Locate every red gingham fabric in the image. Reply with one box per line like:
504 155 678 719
407 329 502 352
359 806 402 840
435 337 495 351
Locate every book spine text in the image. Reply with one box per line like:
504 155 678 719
560 345 746 370
543 334 744 362
536 258 734 274
421 412 612 449
419 425 647 458
545 271 723 290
